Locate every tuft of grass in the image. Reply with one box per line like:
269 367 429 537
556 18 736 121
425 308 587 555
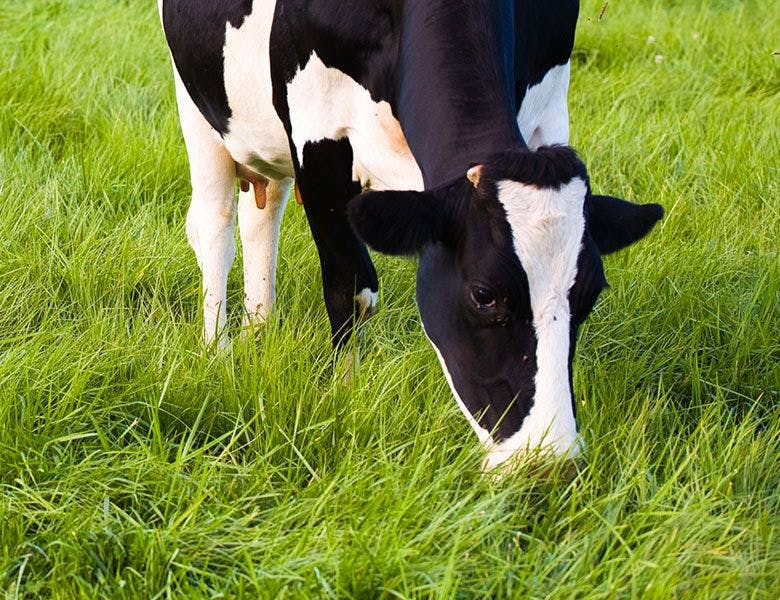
1 0 778 597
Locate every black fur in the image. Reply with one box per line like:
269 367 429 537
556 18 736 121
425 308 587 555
514 0 579 99
348 182 466 256
297 138 378 346
482 145 587 190
588 195 664 255
417 241 539 440
396 0 522 187
161 0 254 134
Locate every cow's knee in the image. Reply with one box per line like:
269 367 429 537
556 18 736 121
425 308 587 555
186 195 236 264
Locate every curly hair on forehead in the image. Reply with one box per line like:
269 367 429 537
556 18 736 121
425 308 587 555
480 145 588 191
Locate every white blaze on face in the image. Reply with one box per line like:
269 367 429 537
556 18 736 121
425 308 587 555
485 177 587 470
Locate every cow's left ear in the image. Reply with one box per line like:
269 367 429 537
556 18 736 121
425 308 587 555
348 189 449 256
588 194 664 255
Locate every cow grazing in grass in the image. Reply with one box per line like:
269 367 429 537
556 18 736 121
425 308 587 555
160 0 663 470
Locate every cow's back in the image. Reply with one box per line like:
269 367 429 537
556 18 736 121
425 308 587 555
160 0 579 183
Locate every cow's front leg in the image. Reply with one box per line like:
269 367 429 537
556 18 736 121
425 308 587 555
238 177 293 329
296 138 378 347
175 74 236 347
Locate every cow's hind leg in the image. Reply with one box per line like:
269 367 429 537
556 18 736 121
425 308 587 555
296 138 378 347
175 75 237 347
238 177 292 329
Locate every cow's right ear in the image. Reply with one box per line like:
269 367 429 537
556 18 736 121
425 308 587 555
588 194 664 255
348 189 448 256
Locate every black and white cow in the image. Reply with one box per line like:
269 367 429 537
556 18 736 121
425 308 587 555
160 0 663 470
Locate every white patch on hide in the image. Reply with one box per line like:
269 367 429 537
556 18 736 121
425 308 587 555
221 2 296 179
286 52 423 191
517 62 570 150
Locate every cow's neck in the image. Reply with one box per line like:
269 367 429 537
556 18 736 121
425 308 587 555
397 0 524 189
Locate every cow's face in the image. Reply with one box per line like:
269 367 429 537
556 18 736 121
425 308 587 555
348 146 663 471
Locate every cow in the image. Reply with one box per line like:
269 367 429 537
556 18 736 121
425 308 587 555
159 0 663 471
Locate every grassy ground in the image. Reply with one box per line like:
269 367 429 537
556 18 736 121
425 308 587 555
0 0 778 597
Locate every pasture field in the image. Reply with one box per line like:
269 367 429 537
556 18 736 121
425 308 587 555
1 0 778 597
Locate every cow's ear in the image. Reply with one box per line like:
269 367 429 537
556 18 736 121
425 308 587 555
348 189 449 256
588 194 664 255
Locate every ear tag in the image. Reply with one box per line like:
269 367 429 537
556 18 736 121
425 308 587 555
467 165 483 188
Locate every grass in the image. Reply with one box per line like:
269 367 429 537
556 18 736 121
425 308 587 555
0 0 778 596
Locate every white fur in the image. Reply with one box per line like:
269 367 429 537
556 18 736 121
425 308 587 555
221 3 295 179
175 72 237 347
239 178 292 328
355 288 379 318
517 62 571 149
486 177 587 468
286 52 424 192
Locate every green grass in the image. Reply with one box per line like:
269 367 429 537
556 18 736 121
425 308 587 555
0 0 778 596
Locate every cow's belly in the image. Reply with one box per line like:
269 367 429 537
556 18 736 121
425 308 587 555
286 53 424 192
220 2 294 180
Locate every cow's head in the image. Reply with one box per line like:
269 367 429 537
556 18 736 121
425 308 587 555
348 146 662 471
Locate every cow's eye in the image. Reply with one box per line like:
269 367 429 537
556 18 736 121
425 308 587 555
470 285 496 308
